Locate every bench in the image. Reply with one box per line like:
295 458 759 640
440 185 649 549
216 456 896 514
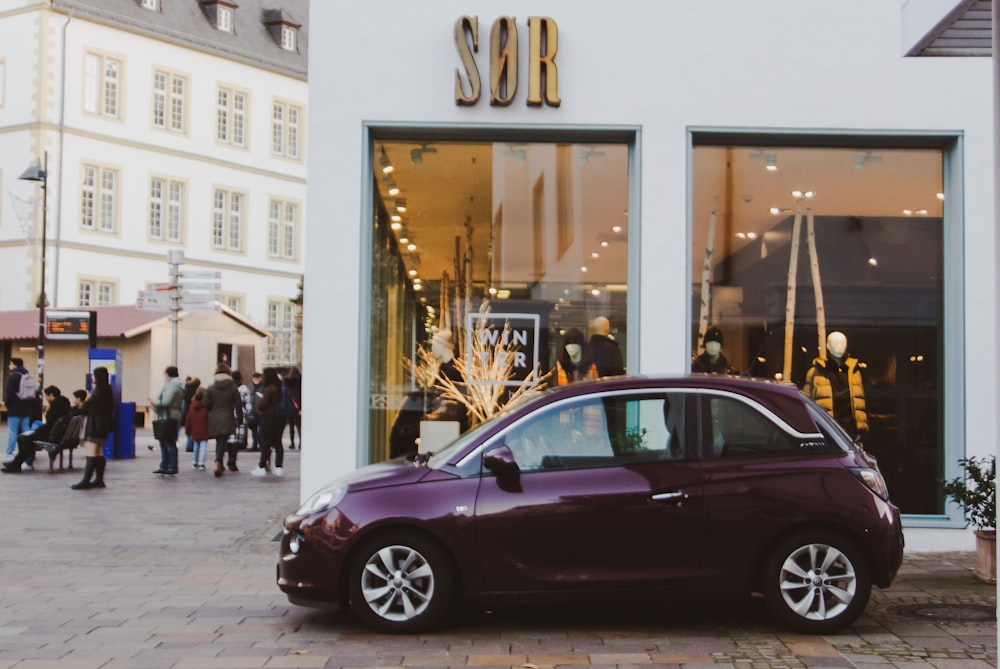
31 441 77 471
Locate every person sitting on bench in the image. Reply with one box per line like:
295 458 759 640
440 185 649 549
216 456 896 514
2 387 81 473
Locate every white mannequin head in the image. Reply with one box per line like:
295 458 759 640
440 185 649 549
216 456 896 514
705 341 722 357
565 343 582 363
827 331 847 360
431 330 454 363
591 316 611 337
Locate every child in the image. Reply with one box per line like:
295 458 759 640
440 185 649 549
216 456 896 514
184 388 211 470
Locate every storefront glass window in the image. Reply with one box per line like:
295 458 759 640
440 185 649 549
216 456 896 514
369 139 631 464
691 141 945 515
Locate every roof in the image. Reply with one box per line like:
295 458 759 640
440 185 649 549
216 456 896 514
904 0 992 57
52 0 309 79
0 305 270 341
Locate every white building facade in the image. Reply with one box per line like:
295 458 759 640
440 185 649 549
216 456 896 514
0 0 307 369
304 1 994 549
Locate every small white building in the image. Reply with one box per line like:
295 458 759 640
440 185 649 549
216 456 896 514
303 1 995 550
0 0 307 368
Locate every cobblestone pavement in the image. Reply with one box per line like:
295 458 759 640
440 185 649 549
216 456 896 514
0 427 994 668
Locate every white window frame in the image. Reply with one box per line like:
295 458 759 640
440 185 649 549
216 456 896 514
81 163 118 232
268 199 299 259
223 294 243 314
272 100 302 159
141 0 158 10
212 188 245 252
153 69 186 133
83 52 121 118
217 86 248 147
149 177 185 242
264 298 298 366
218 6 233 32
78 278 116 307
281 25 297 51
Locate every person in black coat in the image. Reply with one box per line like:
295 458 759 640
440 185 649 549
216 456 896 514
2 386 71 473
588 316 625 377
72 366 115 490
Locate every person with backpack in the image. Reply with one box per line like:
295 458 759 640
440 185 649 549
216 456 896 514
5 358 37 457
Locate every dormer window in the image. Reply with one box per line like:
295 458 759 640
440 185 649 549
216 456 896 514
199 1 238 32
281 25 296 51
263 9 301 52
140 0 158 9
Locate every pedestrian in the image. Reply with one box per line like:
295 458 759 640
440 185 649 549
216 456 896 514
251 368 285 477
4 358 37 457
1 385 71 473
279 366 301 449
227 370 251 455
247 371 264 451
202 363 244 477
71 366 114 490
180 376 200 453
149 365 184 476
184 387 211 470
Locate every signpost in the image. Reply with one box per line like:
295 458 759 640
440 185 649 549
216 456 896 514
138 251 225 364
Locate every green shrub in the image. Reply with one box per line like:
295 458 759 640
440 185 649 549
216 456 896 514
942 456 996 530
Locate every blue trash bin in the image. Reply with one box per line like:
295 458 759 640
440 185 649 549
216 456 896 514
114 402 136 459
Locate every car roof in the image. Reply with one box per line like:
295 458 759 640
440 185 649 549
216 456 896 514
532 374 816 434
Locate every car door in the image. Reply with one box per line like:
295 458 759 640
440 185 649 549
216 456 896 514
473 390 709 594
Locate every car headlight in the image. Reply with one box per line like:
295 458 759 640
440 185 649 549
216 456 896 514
850 467 890 501
295 484 347 516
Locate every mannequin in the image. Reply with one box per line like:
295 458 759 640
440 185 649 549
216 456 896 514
802 331 869 440
692 326 732 374
431 330 462 383
552 328 597 385
587 316 625 377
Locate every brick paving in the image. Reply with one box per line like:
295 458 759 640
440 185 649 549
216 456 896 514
0 426 994 668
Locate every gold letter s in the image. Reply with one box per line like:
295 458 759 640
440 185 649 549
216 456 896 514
455 16 481 106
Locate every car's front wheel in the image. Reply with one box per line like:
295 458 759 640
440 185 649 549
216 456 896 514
346 531 454 633
763 532 872 634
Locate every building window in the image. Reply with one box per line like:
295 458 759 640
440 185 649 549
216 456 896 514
140 0 158 10
78 279 115 306
272 101 302 159
212 188 244 251
84 52 121 118
153 70 186 133
81 163 118 232
268 199 298 259
366 137 632 464
216 87 247 147
223 294 243 314
281 25 297 51
264 299 298 366
218 6 232 31
149 177 184 242
690 135 949 517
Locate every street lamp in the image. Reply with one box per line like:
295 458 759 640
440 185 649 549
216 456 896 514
19 152 48 396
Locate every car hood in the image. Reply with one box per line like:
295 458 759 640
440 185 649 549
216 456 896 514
336 456 449 492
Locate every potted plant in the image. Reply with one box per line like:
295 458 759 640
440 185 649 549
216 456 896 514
942 456 996 583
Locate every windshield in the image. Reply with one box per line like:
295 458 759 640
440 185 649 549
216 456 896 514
425 390 543 469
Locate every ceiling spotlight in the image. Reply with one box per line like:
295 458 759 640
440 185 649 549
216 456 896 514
390 213 402 222
936 192 945 200
868 257 878 267
399 236 409 244
580 266 588 273
765 155 777 171
791 190 814 199
591 288 601 296
390 221 402 231
395 198 407 212
385 175 400 196
600 241 609 247
611 225 622 233
378 151 394 174
408 269 418 277
407 243 417 252
590 252 600 258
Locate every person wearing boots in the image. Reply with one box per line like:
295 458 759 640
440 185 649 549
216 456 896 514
72 366 114 490
692 326 733 374
202 363 244 477
802 331 869 442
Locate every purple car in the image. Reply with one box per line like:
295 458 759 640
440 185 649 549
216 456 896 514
277 375 904 634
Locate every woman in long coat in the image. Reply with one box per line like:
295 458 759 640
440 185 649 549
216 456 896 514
202 363 244 477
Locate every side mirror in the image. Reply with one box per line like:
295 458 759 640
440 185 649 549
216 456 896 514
483 445 520 474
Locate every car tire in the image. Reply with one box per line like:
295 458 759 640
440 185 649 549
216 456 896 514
346 531 454 633
762 531 872 634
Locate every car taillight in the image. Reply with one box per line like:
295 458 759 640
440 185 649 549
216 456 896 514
850 467 890 501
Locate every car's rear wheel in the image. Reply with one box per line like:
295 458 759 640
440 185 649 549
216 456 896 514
763 532 871 634
346 531 454 633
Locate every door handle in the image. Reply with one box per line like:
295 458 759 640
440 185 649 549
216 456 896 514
651 491 688 503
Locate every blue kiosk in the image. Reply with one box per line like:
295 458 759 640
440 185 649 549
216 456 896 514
88 348 135 459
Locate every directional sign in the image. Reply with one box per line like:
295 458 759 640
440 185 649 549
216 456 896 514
181 291 222 303
148 282 175 292
181 302 222 313
142 290 174 302
180 281 222 291
181 270 222 280
137 296 171 312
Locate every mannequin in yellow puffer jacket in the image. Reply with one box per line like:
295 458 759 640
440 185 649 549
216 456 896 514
802 331 868 441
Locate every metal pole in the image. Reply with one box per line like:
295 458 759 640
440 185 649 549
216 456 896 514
37 151 48 395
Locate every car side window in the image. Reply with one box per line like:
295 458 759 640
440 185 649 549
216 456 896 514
703 395 798 459
503 393 687 471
